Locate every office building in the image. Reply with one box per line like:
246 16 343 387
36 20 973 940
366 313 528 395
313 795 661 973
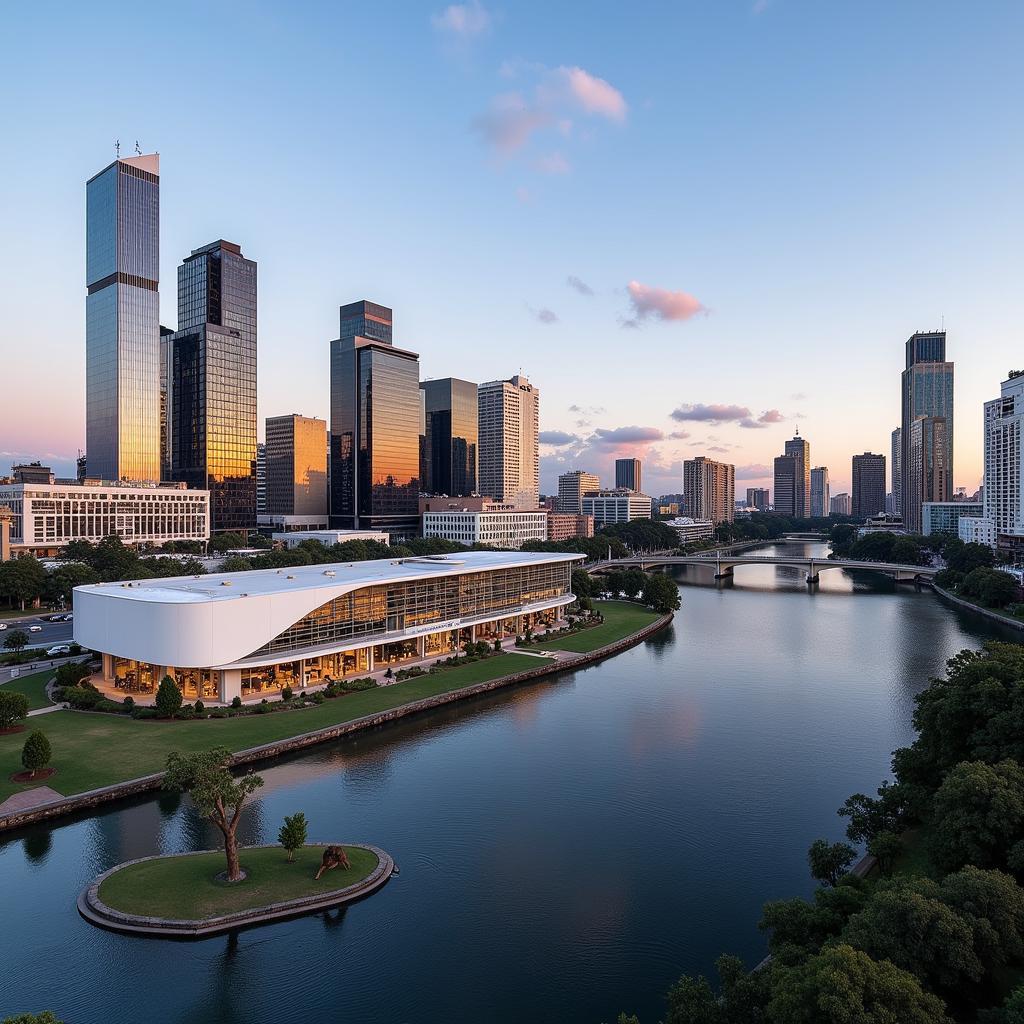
478 375 540 509
959 517 997 548
901 331 954 531
830 492 852 516
85 152 161 481
773 432 810 517
852 453 886 519
746 488 769 511
557 470 601 514
983 371 1024 554
666 516 714 545
0 480 209 557
255 443 266 516
272 529 389 550
905 417 947 536
810 466 830 518
547 513 594 542
329 301 421 536
582 489 652 525
74 550 581 704
12 463 54 485
615 459 642 492
0 506 10 562
921 501 984 537
265 414 327 518
890 427 902 516
166 240 257 533
422 504 548 549
683 457 735 524
420 378 478 497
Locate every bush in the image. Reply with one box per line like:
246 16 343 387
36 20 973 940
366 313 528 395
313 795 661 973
342 676 377 692
131 707 157 720
63 686 104 710
281 686 293 702
21 730 52 777
257 699 271 714
193 700 205 713
155 676 183 718
209 709 228 719
323 681 340 698
95 698 125 714
310 692 325 704
123 695 134 709
493 638 502 652
231 695 242 709
55 661 92 689
0 690 30 730
176 706 195 720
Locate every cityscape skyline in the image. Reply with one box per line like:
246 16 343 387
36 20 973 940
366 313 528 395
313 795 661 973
2 3 1020 497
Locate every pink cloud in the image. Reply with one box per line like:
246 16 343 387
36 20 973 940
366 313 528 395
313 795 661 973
473 93 550 153
432 1 491 37
758 409 785 423
736 463 771 479
625 280 706 324
534 151 570 175
671 403 751 423
557 66 627 121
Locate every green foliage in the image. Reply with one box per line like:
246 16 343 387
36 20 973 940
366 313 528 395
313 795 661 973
934 568 965 590
55 661 92 688
278 811 308 861
928 759 1024 873
155 675 183 718
0 689 30 729
20 730 51 776
767 944 952 1024
61 686 104 710
43 561 100 605
839 780 906 845
281 686 293 701
830 529 932 566
980 984 1024 1024
760 880 868 963
2 630 30 654
659 952 772 1024
807 838 857 886
641 572 681 613
867 830 903 875
944 538 996 575
600 518 681 553
341 676 378 692
2 1013 65 1024
207 532 247 553
0 557 48 609
961 567 1019 608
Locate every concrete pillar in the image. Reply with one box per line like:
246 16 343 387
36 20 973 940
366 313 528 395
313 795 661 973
299 658 306 688
417 635 426 657
221 669 241 704
102 653 114 682
368 646 374 671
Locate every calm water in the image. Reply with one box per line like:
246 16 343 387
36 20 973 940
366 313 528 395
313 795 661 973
2 542 1018 1024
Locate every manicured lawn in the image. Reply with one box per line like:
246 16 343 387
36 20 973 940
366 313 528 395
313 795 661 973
1 669 55 711
0 652 550 804
892 826 939 880
98 844 379 920
534 600 661 653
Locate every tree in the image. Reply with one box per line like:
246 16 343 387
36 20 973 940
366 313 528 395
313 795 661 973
278 812 308 862
938 866 1024 970
961 567 1018 608
928 760 1024 873
807 838 857 887
163 747 264 881
0 557 47 609
946 540 995 575
2 1014 65 1024
981 984 1024 1024
760 881 868 963
208 531 247 553
43 561 100 606
55 661 92 688
867 831 902 875
3 629 30 655
641 572 681 613
155 675 183 718
839 780 906 845
621 568 647 600
768 944 952 1024
20 730 51 777
0 690 30 730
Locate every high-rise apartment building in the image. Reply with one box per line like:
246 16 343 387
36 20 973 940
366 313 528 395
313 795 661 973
983 371 1024 553
901 331 954 531
85 153 161 481
852 453 886 519
614 458 642 492
265 414 328 518
478 375 540 509
329 300 421 535
557 470 601 514
810 466 830 518
890 427 902 516
773 431 810 518
906 417 947 536
166 240 257 533
830 492 851 516
683 457 735 524
420 378 478 497
746 487 769 511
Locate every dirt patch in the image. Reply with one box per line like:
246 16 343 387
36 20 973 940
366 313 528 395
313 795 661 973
9 768 56 783
0 725 26 736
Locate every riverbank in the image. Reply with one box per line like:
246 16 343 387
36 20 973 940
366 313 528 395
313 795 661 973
930 583 1024 632
0 601 671 831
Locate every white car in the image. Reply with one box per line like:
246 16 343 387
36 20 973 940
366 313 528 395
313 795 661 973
0 623 7 631
28 625 43 632
46 645 72 656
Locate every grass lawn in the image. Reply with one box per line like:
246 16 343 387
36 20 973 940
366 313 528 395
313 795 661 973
1 669 55 711
892 826 940 880
98 844 379 920
534 600 661 654
0 652 551 804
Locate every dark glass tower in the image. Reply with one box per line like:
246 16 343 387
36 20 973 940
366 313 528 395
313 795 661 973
85 153 161 481
615 458 642 492
167 240 257 533
420 378 478 496
330 301 421 535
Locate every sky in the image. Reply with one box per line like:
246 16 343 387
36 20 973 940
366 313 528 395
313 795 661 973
1 0 1022 497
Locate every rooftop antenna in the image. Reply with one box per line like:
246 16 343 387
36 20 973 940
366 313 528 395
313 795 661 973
135 140 142 156
115 139 120 159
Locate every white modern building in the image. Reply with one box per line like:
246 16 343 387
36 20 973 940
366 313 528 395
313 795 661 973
477 375 540 509
959 517 997 548
0 481 210 557
921 501 984 536
582 489 652 525
422 505 548 549
665 517 714 544
984 372 1024 554
272 529 390 550
74 550 581 703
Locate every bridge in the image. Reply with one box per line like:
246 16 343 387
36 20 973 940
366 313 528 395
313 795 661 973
587 554 937 585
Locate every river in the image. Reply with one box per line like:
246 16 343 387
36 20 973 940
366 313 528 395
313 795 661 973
1 541 1018 1024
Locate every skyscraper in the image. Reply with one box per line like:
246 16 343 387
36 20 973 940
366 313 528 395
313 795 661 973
906 417 947 535
683 456 735 524
773 456 798 517
478 375 540 509
85 152 161 481
890 427 902 516
329 300 421 535
557 470 601 514
167 240 258 533
983 371 1024 554
901 331 954 531
746 487 769 511
420 378 478 496
265 414 328 517
810 466 830 518
852 453 886 519
830 492 851 516
615 458 642 492
773 431 810 517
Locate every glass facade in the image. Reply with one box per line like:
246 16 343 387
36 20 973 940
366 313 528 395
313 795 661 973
420 378 478 496
265 415 328 516
168 242 257 532
85 158 161 482
330 301 421 534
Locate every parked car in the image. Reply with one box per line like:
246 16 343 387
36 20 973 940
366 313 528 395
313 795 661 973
46 645 72 656
28 625 42 632
0 623 7 631
63 613 74 621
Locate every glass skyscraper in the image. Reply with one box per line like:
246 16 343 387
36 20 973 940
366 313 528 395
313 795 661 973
85 153 161 481
420 378 478 496
167 240 257 533
329 301 421 535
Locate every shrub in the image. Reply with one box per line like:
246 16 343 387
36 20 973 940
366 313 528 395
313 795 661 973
0 690 30 730
194 700 205 713
55 661 92 689
209 709 227 719
281 686 293 702
123 695 134 709
68 643 82 655
323 681 340 698
63 687 104 710
130 707 157 720
278 811 308 862
176 706 195 720
384 666 394 679
493 638 502 652
342 676 378 692
155 676 183 718
21 730 52 777
231 695 242 709
310 692 325 704
95 699 126 714
257 699 271 714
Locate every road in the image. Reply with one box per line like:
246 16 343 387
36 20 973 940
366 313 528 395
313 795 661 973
0 615 75 650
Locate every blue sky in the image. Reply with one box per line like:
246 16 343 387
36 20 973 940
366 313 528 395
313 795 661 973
1 0 1021 495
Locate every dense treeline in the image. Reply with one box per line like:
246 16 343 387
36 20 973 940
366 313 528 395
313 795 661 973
610 641 1024 1023
714 514 843 545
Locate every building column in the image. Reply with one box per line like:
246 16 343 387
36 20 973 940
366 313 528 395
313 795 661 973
102 653 113 682
417 635 426 657
221 669 241 704
367 646 374 671
299 658 306 688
